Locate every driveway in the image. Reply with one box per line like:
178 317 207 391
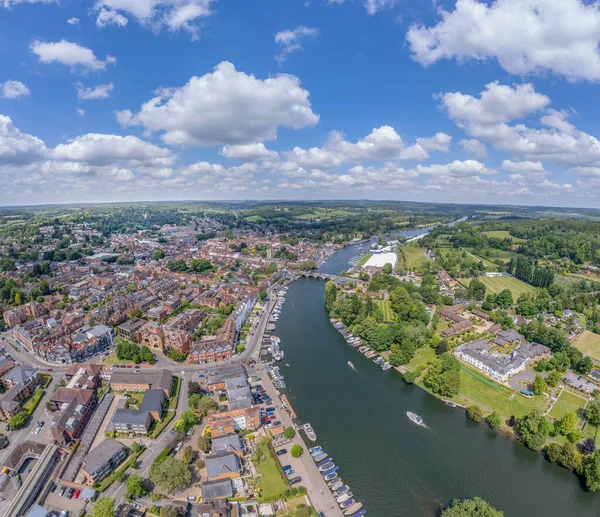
509 370 537 391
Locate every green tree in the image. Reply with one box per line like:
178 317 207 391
182 446 195 465
259 291 267 301
467 278 486 301
545 371 562 388
93 498 115 517
545 442 562 463
9 412 28 430
423 354 460 397
283 427 296 440
196 396 218 417
291 444 303 458
197 434 211 451
485 411 502 430
587 399 600 427
174 410 198 433
466 405 485 422
584 451 600 491
435 339 449 356
558 411 578 436
152 249 166 261
149 456 192 492
532 375 546 395
441 497 504 517
382 263 393 274
126 473 148 499
518 409 551 451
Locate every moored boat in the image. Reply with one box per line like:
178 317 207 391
322 466 339 477
330 480 344 491
323 471 339 481
341 499 355 508
316 457 332 467
344 503 363 515
303 423 317 442
313 452 328 462
309 446 322 454
446 401 457 408
319 461 335 472
325 473 339 484
337 492 353 503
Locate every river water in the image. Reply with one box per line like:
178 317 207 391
274 235 600 517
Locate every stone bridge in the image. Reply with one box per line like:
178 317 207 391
300 272 366 284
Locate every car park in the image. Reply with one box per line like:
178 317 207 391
276 449 287 456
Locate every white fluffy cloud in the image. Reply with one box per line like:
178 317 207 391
76 108 85 117
414 159 495 177
31 40 116 71
67 17 80 25
407 0 600 82
440 81 549 127
285 126 431 170
0 115 47 164
2 0 54 7
116 61 319 146
364 0 396 15
76 82 114 100
52 133 174 167
459 138 487 158
220 143 278 162
441 82 600 169
93 0 215 39
416 132 452 152
96 8 128 27
0 80 30 99
275 26 320 65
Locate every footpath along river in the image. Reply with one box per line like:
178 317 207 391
274 238 600 517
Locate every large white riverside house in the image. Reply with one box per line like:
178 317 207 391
453 330 552 383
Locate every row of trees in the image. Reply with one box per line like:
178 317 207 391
166 258 215 273
509 256 554 288
115 341 155 364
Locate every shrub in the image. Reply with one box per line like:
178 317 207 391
283 427 296 440
485 411 502 430
466 405 485 423
291 444 303 458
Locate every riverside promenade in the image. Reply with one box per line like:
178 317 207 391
254 365 345 517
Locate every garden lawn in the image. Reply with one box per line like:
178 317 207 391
459 276 535 298
357 254 372 267
255 444 288 500
573 331 600 362
375 300 395 322
448 365 544 418
405 346 435 372
548 390 588 421
102 353 134 365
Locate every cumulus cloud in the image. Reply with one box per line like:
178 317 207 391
93 0 215 39
416 132 452 152
96 8 128 27
364 0 396 15
459 138 487 158
440 82 600 169
0 80 30 99
285 125 429 170
2 0 54 7
220 143 278 161
116 61 319 146
407 0 600 82
275 26 320 65
31 40 116 71
67 17 80 25
76 82 114 100
413 159 496 177
0 115 48 165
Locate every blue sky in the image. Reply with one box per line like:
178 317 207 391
1 0 600 207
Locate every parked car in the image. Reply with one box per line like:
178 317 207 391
265 407 275 412
73 489 80 499
273 421 281 426
130 503 141 510
286 470 295 476
186 496 196 502
66 488 74 498
276 449 287 456
58 486 66 496
282 465 292 471
47 368 53 372
126 364 133 368
288 476 302 485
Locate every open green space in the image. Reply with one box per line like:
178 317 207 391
255 444 288 500
445 365 545 418
548 390 588 421
376 300 396 322
459 276 536 298
357 254 372 267
405 346 435 372
482 230 527 243
461 249 499 270
398 245 431 270
573 331 600 362
466 247 520 264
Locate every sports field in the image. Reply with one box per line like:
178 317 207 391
356 253 372 267
573 331 600 362
459 276 535 298
467 247 520 264
548 390 588 421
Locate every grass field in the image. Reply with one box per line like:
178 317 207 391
467 247 520 264
548 390 588 421
255 444 288 500
405 346 435 372
573 331 600 362
459 276 536 298
449 365 544 418
357 253 372 267
461 248 499 270
398 245 431 270
483 230 527 243
376 300 396 322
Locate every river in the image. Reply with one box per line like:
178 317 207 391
274 234 600 516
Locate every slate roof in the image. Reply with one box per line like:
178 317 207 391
82 438 126 474
211 433 243 454
201 478 234 500
112 408 151 425
140 389 165 412
205 451 240 480
2 365 37 385
110 369 172 391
